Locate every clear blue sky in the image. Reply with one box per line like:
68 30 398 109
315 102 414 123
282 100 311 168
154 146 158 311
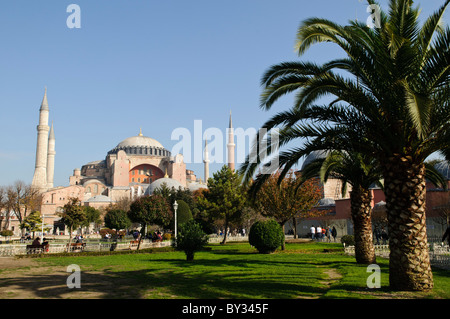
0 0 446 187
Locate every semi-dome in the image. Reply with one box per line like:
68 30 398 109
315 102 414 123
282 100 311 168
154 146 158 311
434 160 450 180
301 150 329 171
144 177 185 195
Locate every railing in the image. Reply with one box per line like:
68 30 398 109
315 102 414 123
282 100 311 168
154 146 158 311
344 243 450 270
0 240 173 257
207 235 248 243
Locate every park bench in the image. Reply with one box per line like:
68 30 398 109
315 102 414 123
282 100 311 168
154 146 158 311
67 242 86 252
26 242 49 254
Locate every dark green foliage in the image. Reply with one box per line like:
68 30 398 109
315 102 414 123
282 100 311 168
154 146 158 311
175 199 193 228
0 230 13 237
340 235 355 246
128 195 173 228
174 220 208 261
197 165 247 244
249 220 284 254
104 209 131 233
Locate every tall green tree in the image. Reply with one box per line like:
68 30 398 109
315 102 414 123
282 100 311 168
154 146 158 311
58 197 86 250
20 211 46 239
104 208 131 238
81 206 102 235
198 165 247 244
243 0 450 291
128 195 172 249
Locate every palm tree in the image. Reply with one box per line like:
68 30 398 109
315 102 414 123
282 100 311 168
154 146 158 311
302 151 381 264
244 0 450 291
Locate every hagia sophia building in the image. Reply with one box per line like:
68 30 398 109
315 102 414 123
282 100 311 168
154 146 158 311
24 89 450 237
31 89 236 232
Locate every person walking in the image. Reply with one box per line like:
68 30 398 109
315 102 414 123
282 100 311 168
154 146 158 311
374 227 381 245
310 225 316 240
326 226 332 242
381 227 388 245
331 226 337 242
317 226 322 241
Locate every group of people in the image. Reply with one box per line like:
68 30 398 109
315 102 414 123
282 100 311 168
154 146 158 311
374 227 389 245
310 225 337 242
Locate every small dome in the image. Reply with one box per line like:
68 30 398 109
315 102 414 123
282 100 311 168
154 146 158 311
86 195 112 203
301 150 329 171
374 201 386 209
145 177 184 195
318 198 335 207
188 182 208 192
434 160 450 180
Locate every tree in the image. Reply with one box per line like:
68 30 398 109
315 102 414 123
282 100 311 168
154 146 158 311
58 197 86 250
81 206 102 235
242 0 450 291
2 181 41 235
20 211 45 238
252 170 323 250
174 220 209 261
303 151 382 264
198 165 247 244
104 208 131 238
174 199 193 229
128 195 172 249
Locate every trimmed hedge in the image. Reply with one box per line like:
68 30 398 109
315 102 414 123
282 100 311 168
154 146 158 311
340 235 355 246
249 220 284 254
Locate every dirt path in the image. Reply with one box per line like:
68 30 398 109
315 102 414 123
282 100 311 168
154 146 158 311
0 257 135 299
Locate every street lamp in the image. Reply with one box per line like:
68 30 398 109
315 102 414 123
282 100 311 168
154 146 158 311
173 200 178 245
40 215 55 244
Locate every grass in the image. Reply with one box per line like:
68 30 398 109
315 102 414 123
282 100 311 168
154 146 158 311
3 241 450 299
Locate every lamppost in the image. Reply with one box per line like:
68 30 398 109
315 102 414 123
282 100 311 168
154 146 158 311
40 215 55 244
173 200 178 245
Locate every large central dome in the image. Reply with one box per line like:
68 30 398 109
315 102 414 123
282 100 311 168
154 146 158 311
116 135 164 149
107 130 170 157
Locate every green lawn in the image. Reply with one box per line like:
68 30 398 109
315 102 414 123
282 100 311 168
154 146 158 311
11 241 445 299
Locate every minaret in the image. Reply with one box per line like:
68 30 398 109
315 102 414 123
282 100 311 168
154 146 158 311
46 122 56 189
203 137 210 184
31 88 50 192
227 111 235 171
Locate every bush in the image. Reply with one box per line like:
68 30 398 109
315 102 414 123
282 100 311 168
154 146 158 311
249 220 284 254
163 233 172 241
340 235 355 246
174 220 208 261
0 230 14 237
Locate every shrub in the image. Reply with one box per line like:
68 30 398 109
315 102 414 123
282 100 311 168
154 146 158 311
163 233 172 241
174 220 208 261
0 230 14 237
341 235 355 246
173 199 193 229
249 220 284 254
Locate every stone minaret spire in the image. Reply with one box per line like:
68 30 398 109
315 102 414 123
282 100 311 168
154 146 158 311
203 136 210 184
227 111 235 171
31 88 50 192
46 121 56 189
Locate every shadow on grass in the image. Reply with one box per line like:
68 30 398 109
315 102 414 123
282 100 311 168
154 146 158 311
0 262 328 299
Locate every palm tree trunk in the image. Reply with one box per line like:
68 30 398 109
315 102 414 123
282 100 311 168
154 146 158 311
383 156 433 291
350 186 376 264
